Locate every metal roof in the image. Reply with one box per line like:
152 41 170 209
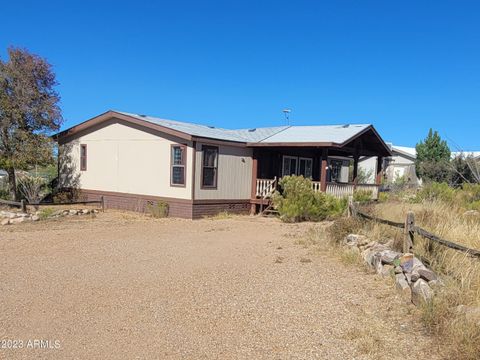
118 111 371 144
255 124 370 144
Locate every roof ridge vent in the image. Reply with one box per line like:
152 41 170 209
248 128 256 132
208 125 215 129
342 124 350 128
138 114 147 118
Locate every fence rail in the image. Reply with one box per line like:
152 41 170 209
349 197 480 259
0 197 105 212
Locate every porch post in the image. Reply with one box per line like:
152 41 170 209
376 156 383 185
250 149 258 215
353 154 359 189
320 148 328 192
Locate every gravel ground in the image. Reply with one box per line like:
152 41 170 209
0 212 443 359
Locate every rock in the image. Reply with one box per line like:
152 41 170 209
345 234 368 247
10 217 26 224
411 279 434 306
378 249 401 265
428 279 443 288
31 215 40 221
394 266 403 274
395 273 412 302
378 264 394 277
8 212 18 219
18 213 29 218
411 272 420 282
93 209 99 214
418 268 438 282
1 218 10 226
400 253 426 274
81 209 90 215
68 209 78 215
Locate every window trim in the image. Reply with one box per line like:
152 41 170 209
80 144 87 171
201 145 219 189
170 144 187 187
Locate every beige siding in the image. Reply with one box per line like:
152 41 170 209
59 120 193 200
194 142 253 200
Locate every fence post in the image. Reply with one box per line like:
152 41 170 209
404 211 415 253
20 199 27 213
100 196 105 212
347 195 354 217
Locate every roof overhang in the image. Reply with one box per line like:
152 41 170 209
55 110 194 143
247 125 392 157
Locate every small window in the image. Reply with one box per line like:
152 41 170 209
80 144 87 171
171 145 186 186
202 145 218 188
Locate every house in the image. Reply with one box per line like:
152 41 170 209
359 145 421 186
55 110 391 219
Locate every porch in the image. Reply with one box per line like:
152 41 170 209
254 177 380 200
248 125 391 212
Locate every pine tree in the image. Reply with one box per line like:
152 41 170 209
415 129 451 183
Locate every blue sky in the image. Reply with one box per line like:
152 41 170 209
1 0 479 149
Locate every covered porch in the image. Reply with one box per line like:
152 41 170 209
248 125 392 209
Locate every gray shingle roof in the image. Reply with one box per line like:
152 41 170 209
118 111 371 144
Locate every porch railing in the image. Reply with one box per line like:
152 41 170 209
256 177 277 198
255 178 379 200
325 182 356 198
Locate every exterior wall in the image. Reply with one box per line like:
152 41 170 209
59 119 194 200
358 157 377 184
194 142 253 200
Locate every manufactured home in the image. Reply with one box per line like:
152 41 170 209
56 110 391 218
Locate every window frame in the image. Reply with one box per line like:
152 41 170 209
201 145 219 189
282 155 298 177
298 157 313 178
80 144 87 171
170 144 187 187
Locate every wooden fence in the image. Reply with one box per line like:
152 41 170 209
0 196 105 212
348 197 480 258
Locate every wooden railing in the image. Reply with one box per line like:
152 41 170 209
255 178 379 200
325 182 356 198
356 184 379 200
256 177 277 198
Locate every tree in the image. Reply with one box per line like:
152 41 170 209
0 47 62 199
415 129 451 183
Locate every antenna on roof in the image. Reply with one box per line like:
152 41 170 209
282 109 291 125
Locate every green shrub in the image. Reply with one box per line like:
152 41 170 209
416 182 456 203
38 207 55 220
378 192 389 203
146 201 169 218
273 175 346 222
353 189 373 203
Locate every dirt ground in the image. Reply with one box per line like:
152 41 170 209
0 212 443 359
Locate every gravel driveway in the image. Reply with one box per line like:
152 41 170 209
0 212 441 359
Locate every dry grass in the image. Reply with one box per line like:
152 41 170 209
365 199 480 360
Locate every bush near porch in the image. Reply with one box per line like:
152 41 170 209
273 175 347 222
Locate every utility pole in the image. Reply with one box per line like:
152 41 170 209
282 109 291 125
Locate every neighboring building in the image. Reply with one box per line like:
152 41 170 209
359 145 420 186
56 110 391 218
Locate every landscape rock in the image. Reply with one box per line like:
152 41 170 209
400 254 426 274
418 268 438 282
411 272 420 282
378 264 393 277
1 218 10 225
69 209 78 216
378 249 401 265
81 209 90 214
10 217 26 224
345 234 368 247
31 215 40 221
395 273 412 302
394 266 403 274
411 279 434 306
